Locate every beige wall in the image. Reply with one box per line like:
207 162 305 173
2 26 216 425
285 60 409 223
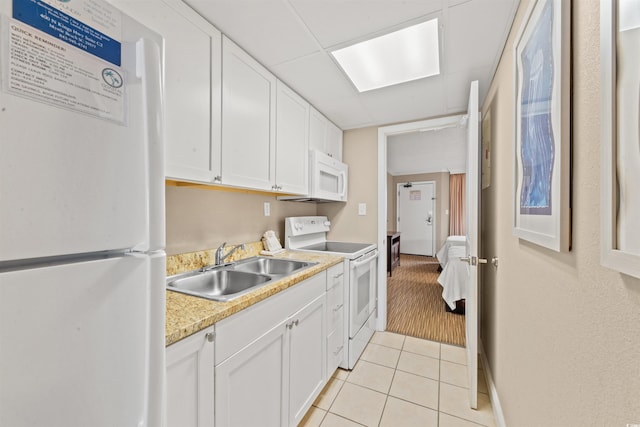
389 172 450 251
165 186 316 255
318 126 378 244
386 173 394 230
480 0 640 425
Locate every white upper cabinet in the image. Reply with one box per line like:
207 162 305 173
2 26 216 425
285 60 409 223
221 36 276 191
113 0 222 184
325 120 344 161
275 81 309 195
309 107 343 161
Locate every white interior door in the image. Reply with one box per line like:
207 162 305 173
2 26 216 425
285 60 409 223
397 182 435 256
464 80 481 409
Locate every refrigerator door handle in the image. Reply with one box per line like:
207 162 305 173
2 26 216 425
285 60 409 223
137 38 166 252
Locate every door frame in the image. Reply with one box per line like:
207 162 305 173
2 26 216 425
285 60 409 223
396 180 436 256
376 114 465 331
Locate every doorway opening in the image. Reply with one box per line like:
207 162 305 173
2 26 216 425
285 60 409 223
376 115 467 347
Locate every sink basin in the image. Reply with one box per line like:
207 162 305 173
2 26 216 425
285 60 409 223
166 257 317 302
233 257 316 276
167 269 272 302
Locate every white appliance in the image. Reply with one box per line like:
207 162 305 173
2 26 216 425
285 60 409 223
0 1 165 426
285 216 377 369
280 149 348 202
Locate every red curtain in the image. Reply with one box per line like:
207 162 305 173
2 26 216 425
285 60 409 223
449 174 466 235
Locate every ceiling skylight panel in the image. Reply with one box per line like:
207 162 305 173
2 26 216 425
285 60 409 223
331 18 440 92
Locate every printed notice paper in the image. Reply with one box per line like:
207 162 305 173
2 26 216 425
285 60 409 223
4 18 125 123
12 0 122 65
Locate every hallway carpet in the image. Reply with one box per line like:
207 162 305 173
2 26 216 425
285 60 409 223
386 254 466 347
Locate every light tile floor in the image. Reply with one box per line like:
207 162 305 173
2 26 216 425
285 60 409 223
299 332 496 427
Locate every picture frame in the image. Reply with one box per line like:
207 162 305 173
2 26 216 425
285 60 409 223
600 0 640 279
512 0 571 252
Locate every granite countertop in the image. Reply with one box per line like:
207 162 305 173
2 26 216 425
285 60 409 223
165 250 343 346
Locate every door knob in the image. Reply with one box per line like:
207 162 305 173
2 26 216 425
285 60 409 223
459 256 488 266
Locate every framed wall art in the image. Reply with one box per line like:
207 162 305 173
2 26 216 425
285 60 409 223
601 0 640 279
512 0 571 252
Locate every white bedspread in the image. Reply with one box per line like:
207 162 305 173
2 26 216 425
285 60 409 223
436 235 467 266
437 245 469 310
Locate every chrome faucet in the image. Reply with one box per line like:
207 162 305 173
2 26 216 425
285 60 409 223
215 242 246 265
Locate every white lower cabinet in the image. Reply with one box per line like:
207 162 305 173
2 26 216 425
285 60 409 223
215 319 289 426
325 263 345 378
166 327 215 427
214 273 326 427
289 295 327 425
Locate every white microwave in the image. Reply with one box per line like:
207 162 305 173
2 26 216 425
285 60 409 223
280 149 348 202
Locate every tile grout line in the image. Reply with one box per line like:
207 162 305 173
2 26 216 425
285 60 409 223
308 334 495 427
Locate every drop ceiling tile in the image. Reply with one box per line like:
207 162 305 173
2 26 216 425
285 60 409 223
444 0 517 74
271 52 373 128
290 0 444 48
184 0 319 66
444 66 493 112
271 52 355 100
359 76 447 125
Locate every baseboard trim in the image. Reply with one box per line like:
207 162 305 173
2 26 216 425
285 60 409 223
479 339 506 427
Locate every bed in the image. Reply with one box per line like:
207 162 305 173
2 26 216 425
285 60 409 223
436 236 469 312
435 235 467 266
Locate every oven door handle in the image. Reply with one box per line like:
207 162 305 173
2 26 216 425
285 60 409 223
352 249 378 267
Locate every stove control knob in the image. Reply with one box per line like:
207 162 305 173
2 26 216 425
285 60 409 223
324 221 331 226
295 223 303 231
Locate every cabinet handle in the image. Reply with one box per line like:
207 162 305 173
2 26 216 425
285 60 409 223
333 304 344 312
333 345 344 356
286 319 300 330
205 332 215 343
333 273 344 279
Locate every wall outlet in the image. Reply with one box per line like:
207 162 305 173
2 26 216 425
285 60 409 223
358 203 367 216
264 202 271 216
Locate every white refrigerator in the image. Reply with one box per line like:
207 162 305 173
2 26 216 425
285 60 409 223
0 0 166 425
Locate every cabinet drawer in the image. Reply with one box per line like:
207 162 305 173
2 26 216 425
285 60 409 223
327 323 344 374
215 271 325 364
327 281 344 332
326 263 345 290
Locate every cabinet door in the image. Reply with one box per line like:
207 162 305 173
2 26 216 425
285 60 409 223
309 107 343 161
215 320 289 427
289 294 327 426
113 0 222 183
222 36 276 191
325 121 344 161
166 328 215 427
276 81 309 195
309 107 328 155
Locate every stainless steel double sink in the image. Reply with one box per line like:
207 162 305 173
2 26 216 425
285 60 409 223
166 257 317 302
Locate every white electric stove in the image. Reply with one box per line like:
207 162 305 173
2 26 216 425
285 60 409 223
285 216 378 369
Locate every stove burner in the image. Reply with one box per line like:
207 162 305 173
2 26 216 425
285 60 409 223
300 241 374 254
